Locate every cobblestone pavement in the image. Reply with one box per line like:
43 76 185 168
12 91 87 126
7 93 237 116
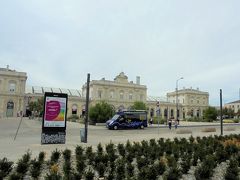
0 117 239 162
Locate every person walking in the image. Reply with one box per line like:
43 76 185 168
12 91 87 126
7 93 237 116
168 118 172 130
174 119 178 129
149 117 153 126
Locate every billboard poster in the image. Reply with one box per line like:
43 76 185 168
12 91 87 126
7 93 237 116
41 92 68 144
43 96 67 128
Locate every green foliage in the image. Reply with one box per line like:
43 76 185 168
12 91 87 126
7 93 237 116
186 117 203 122
50 149 61 163
0 157 13 179
203 106 218 121
67 114 79 121
84 168 94 180
153 117 165 124
62 149 72 179
126 162 134 177
63 160 72 179
8 172 21 180
117 143 125 157
154 158 166 175
30 159 41 179
180 154 191 174
29 97 44 115
220 107 235 118
16 151 31 178
38 151 45 163
75 145 84 160
115 158 126 180
132 101 147 110
194 155 216 180
225 158 239 180
85 146 95 165
89 101 115 123
164 166 182 180
96 162 105 177
76 159 86 178
62 149 71 161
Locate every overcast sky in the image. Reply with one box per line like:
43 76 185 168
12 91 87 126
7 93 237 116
0 1 240 106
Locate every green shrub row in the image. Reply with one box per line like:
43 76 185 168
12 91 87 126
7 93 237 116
1 134 240 179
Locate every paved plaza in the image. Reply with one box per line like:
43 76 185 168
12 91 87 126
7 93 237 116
0 117 240 162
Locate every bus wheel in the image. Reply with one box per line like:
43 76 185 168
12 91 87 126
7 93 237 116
140 125 144 129
114 125 118 130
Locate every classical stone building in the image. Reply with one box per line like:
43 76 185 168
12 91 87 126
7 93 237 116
224 100 240 115
82 72 147 111
167 88 209 119
0 67 210 120
0 67 27 117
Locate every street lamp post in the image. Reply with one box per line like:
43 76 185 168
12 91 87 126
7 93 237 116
176 77 183 124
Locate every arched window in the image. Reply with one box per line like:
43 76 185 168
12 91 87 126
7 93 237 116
6 101 14 117
197 109 200 117
164 109 168 118
129 92 133 100
120 91 124 100
171 109 174 117
150 108 154 117
98 90 102 99
110 90 114 99
191 109 194 117
72 104 78 115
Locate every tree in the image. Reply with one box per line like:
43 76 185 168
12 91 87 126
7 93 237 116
203 107 217 122
132 101 147 110
29 97 44 116
89 101 115 124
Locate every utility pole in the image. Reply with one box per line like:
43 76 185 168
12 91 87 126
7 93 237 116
220 89 223 136
84 73 90 143
176 77 183 124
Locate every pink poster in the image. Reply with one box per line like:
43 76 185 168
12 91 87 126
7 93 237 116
44 96 67 127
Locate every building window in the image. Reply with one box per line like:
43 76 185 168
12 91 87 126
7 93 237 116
197 109 200 117
197 100 199 104
129 93 133 100
72 105 78 115
110 91 114 99
120 91 124 100
191 109 194 117
164 109 168 118
9 83 16 92
183 99 184 103
150 108 154 117
140 94 144 101
170 109 174 117
98 90 102 99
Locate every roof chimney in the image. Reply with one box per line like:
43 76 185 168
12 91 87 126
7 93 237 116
136 76 140 85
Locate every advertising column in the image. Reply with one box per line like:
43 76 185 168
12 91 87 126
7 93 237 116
41 92 68 144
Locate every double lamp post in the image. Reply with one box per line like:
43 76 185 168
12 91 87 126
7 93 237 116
176 77 183 124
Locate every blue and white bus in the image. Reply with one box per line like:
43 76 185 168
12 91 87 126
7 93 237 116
106 110 148 130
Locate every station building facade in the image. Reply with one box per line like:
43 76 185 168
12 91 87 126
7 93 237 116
224 100 240 118
0 67 209 119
